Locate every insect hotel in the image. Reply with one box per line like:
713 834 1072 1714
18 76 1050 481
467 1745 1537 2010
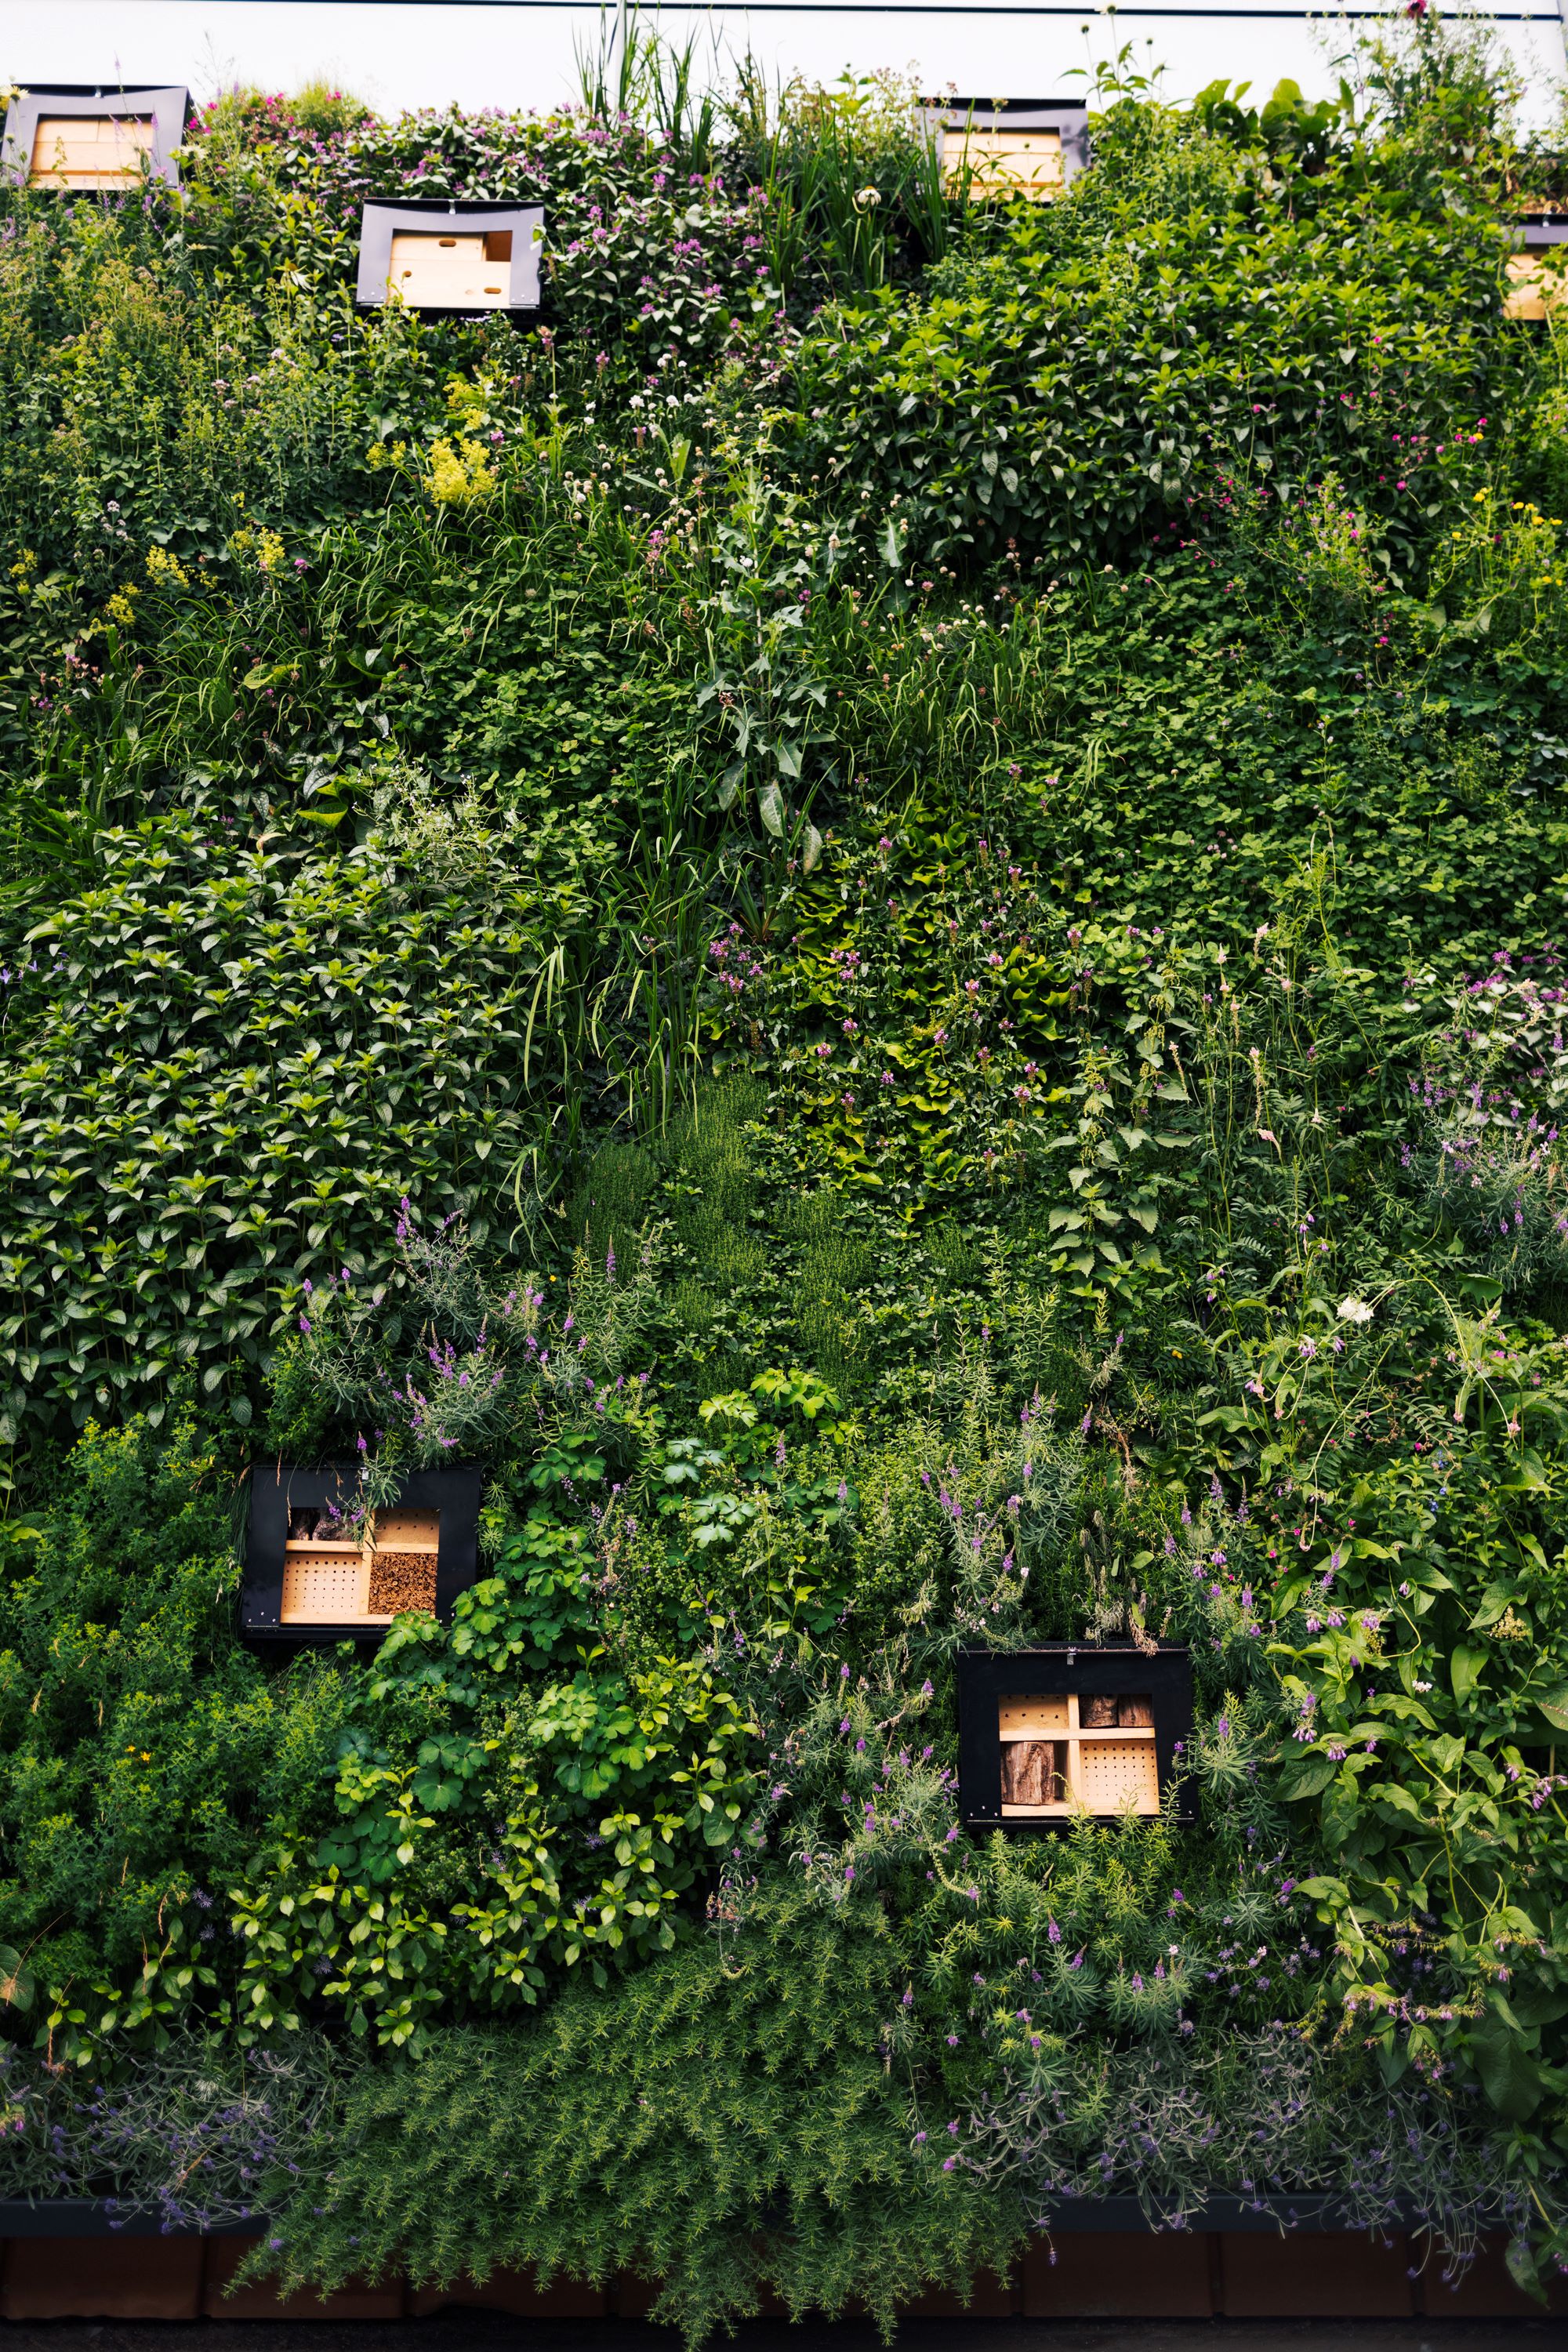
957 1644 1192 1828
2 84 189 189
241 1462 481 1642
1505 219 1568 321
920 97 1088 202
355 201 545 314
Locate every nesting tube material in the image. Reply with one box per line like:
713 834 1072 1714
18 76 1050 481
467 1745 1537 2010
1080 1693 1118 1728
367 1549 439 1615
1000 1740 1062 1806
1117 1693 1154 1728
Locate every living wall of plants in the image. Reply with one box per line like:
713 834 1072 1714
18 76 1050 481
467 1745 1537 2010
4 13 1568 2325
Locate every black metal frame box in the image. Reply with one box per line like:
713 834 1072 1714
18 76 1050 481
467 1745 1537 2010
355 201 545 314
241 1461 481 1644
2 84 190 191
920 97 1089 198
958 1642 1193 1831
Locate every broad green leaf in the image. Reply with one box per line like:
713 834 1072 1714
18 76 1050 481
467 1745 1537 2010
1450 1645 1486 1704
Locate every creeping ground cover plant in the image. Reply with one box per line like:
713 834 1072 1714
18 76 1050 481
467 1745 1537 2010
6 8 1568 2327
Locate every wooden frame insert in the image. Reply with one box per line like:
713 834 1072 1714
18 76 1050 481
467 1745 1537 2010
2 86 189 191
356 202 544 314
31 114 154 187
999 1689 1159 1817
959 1643 1192 1831
944 127 1065 200
920 98 1088 201
1505 220 1568 321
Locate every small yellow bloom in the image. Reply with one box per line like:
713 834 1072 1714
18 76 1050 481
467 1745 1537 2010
426 434 496 506
145 545 191 588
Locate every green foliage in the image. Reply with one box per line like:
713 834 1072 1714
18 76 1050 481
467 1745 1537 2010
0 1411 350 2041
258 1886 1026 2339
0 825 564 1467
9 9 1568 2307
791 120 1515 577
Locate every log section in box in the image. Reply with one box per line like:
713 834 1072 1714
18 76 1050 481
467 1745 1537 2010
241 1462 478 1643
919 98 1087 201
2 85 189 190
1505 217 1568 320
959 1644 1191 1830
356 201 544 314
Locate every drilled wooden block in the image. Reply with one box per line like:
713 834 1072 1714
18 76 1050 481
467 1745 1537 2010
1076 1734 1160 1813
280 1542 367 1622
387 230 514 307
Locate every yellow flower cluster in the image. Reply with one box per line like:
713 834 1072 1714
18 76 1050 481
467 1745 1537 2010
445 370 500 430
105 585 140 628
426 434 496 506
9 550 38 600
1439 486 1566 616
145 545 190 588
228 524 289 576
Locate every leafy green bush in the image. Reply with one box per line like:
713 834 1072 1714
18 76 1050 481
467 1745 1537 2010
0 1412 350 2031
792 176 1512 576
0 824 564 1461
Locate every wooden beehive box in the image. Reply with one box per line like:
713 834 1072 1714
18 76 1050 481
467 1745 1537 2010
920 98 1088 202
2 84 189 190
356 202 545 315
1505 220 1568 321
959 1644 1192 1829
242 1463 480 1643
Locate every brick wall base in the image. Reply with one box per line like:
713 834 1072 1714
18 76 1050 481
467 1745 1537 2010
1 2227 1565 2321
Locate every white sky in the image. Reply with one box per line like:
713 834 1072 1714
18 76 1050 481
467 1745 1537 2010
3 2 1562 129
